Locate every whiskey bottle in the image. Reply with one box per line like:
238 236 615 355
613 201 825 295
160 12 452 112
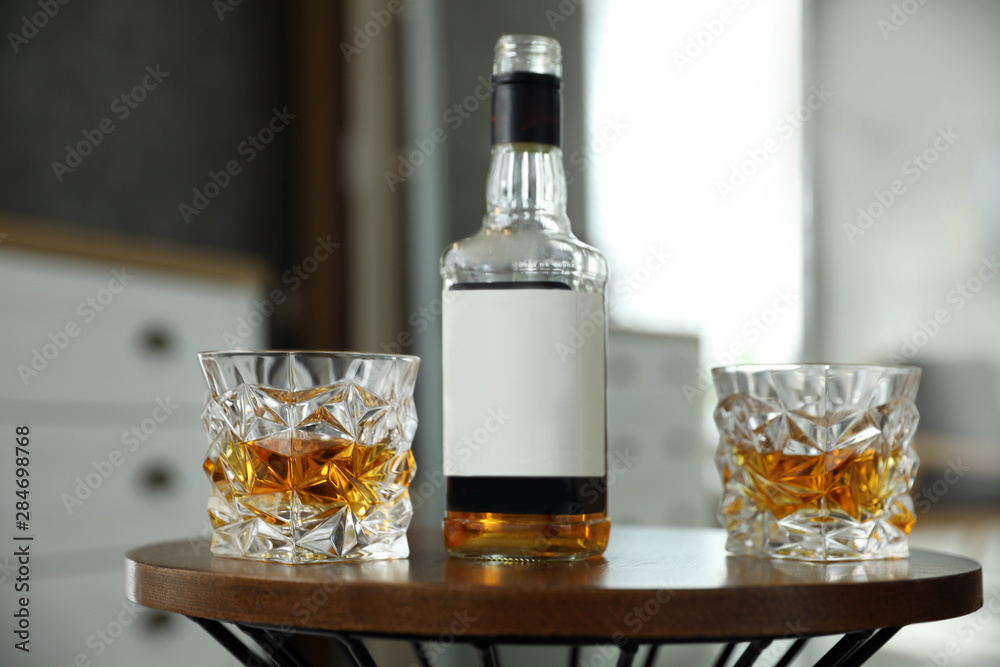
441 34 609 560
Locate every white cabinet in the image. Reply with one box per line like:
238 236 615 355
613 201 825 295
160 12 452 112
0 233 265 667
6 569 234 667
606 330 710 528
2 420 210 556
0 250 264 402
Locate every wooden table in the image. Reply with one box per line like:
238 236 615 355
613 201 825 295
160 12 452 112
125 526 983 667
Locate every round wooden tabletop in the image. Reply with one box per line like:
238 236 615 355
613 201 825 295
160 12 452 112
125 526 982 642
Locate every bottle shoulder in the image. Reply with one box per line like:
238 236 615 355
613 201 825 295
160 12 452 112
441 227 608 285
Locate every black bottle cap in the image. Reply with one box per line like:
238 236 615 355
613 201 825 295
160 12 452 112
491 72 561 147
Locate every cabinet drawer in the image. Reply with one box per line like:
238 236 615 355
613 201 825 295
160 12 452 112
0 568 232 667
606 331 709 527
0 249 266 403
0 420 212 558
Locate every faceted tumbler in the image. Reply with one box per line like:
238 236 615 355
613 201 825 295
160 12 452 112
712 364 921 561
198 351 419 563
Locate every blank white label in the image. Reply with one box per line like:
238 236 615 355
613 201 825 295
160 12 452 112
442 288 606 477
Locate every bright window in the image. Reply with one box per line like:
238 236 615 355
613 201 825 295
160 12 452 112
584 0 805 399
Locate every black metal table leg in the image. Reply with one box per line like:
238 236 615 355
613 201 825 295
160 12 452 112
476 643 500 667
812 630 875 667
838 627 900 667
238 625 311 667
733 639 772 667
615 642 638 667
268 630 314 667
411 641 433 667
188 617 277 667
185 614 903 667
331 633 379 667
774 637 809 667
713 642 737 667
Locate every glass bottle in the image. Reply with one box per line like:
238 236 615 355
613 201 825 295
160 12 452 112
440 34 610 560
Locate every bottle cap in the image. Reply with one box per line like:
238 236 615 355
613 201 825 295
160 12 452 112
493 34 562 79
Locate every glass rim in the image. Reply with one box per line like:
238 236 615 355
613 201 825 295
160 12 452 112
495 33 561 51
711 363 921 376
197 349 420 364
493 33 562 78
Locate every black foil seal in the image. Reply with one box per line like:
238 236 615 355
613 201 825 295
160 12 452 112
491 72 561 146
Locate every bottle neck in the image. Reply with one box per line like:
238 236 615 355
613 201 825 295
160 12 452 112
484 143 570 233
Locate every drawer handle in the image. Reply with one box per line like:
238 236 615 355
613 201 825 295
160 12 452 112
138 324 176 359
138 462 176 495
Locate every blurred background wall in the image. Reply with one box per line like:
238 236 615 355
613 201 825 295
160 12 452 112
1 1 998 666
0 2 290 263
